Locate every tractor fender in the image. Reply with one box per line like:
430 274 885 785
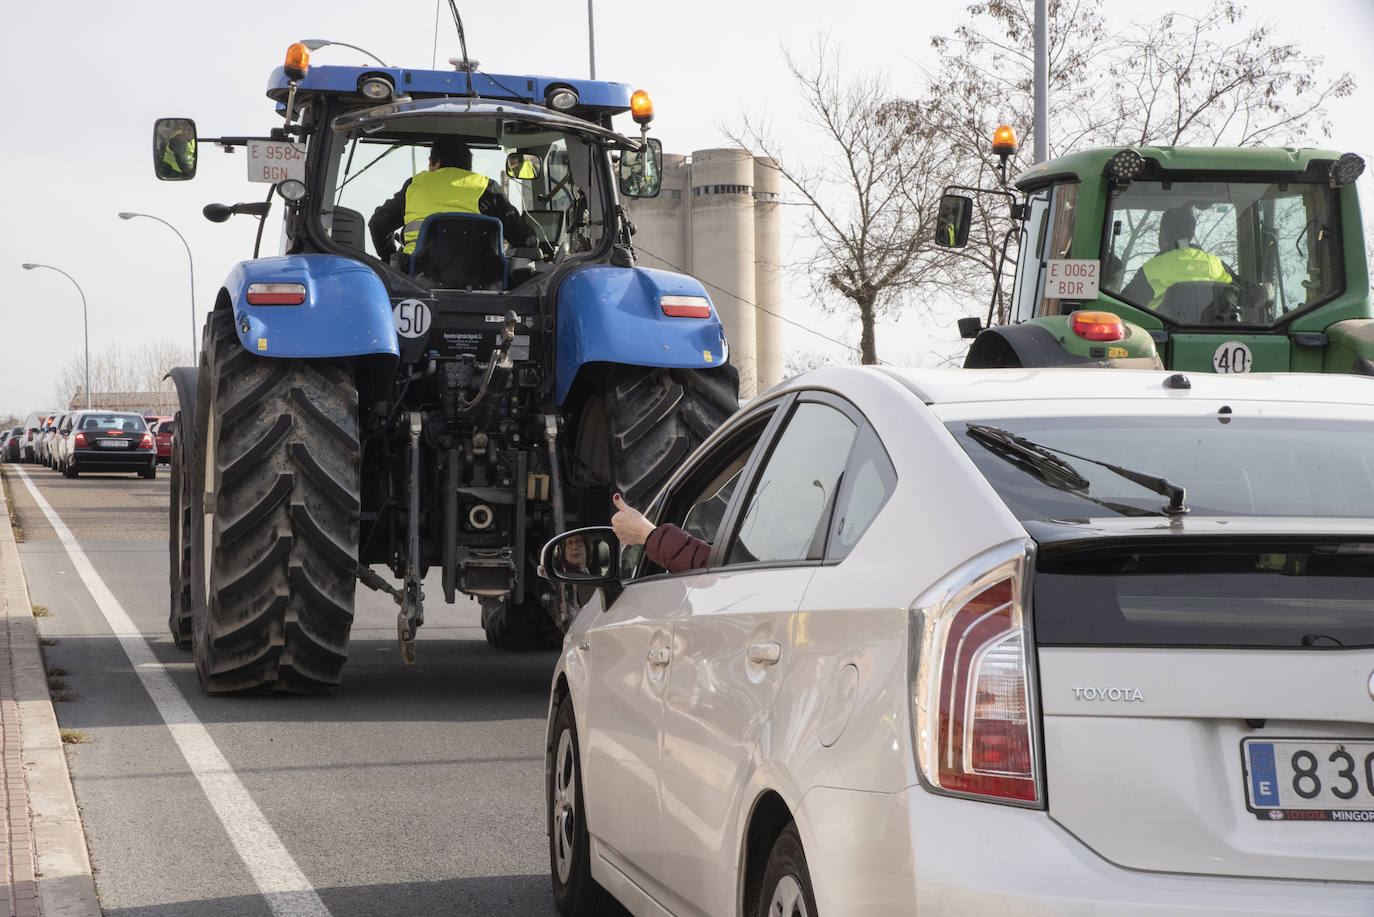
553 265 729 404
964 318 1162 369
224 255 400 360
964 322 1088 368
1325 318 1374 373
165 366 199 434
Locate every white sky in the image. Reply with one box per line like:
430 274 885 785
2 0 1371 416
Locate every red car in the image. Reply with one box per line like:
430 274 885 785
149 418 175 464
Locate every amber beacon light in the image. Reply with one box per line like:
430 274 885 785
284 42 311 82
630 90 654 125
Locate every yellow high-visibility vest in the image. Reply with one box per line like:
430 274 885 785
402 168 488 253
1143 248 1232 310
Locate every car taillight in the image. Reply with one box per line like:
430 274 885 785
140 433 154 448
74 432 86 446
911 541 1041 806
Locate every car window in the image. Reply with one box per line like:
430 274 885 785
827 423 897 562
725 401 858 566
950 414 1374 520
624 410 776 579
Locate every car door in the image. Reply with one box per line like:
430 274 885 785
658 394 863 917
581 404 782 898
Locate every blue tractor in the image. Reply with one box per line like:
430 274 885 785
156 40 738 692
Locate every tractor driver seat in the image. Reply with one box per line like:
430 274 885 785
410 213 509 292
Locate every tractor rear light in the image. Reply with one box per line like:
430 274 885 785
284 43 310 82
246 283 307 305
1069 310 1125 342
661 294 711 318
360 76 393 100
547 87 579 111
911 542 1041 806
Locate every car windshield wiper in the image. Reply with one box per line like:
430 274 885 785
965 424 1189 518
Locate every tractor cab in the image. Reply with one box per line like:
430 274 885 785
943 139 1373 375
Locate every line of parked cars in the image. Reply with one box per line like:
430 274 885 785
1 410 166 479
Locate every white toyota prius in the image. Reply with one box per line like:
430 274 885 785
540 366 1374 917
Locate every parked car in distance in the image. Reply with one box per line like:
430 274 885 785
1 427 20 462
149 417 175 464
36 413 65 467
541 366 1374 917
61 411 157 479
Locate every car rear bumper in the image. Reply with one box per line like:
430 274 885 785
796 785 1374 916
70 448 155 472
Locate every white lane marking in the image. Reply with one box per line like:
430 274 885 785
14 466 332 917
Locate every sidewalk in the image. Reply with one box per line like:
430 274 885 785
1 468 101 917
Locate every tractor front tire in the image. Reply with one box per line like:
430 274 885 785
190 310 361 693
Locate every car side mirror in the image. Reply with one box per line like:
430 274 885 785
153 118 198 181
539 527 621 584
935 193 973 248
618 138 663 199
505 151 542 181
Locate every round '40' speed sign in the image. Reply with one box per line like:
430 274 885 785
1212 340 1253 374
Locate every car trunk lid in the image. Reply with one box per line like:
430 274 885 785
1029 525 1374 882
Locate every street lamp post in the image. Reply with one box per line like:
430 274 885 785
299 39 389 67
21 263 91 409
119 211 197 364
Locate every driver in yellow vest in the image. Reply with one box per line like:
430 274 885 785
1122 205 1232 310
369 137 534 264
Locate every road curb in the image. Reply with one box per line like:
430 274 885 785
1 469 102 917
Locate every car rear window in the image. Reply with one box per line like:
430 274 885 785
948 415 1374 521
1034 541 1374 648
79 414 147 432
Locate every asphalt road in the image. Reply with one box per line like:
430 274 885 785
3 461 568 917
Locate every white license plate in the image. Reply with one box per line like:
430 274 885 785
99 439 130 448
1243 738 1374 822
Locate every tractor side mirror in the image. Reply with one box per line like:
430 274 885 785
505 151 542 181
153 118 198 181
618 138 663 199
935 193 972 248
957 316 984 339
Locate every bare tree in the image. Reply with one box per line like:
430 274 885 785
51 338 180 408
731 39 958 364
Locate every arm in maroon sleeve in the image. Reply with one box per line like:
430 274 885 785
644 523 711 573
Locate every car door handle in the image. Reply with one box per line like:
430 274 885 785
747 642 782 665
647 646 671 666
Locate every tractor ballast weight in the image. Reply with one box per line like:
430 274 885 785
938 140 1374 375
157 43 738 693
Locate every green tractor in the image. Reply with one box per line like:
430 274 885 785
939 131 1374 375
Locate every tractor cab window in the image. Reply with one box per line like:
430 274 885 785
1102 180 1341 327
319 111 612 286
1009 190 1051 323
1011 183 1080 323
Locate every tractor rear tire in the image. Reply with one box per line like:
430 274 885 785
481 595 561 649
592 365 740 510
167 410 193 649
190 310 361 693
